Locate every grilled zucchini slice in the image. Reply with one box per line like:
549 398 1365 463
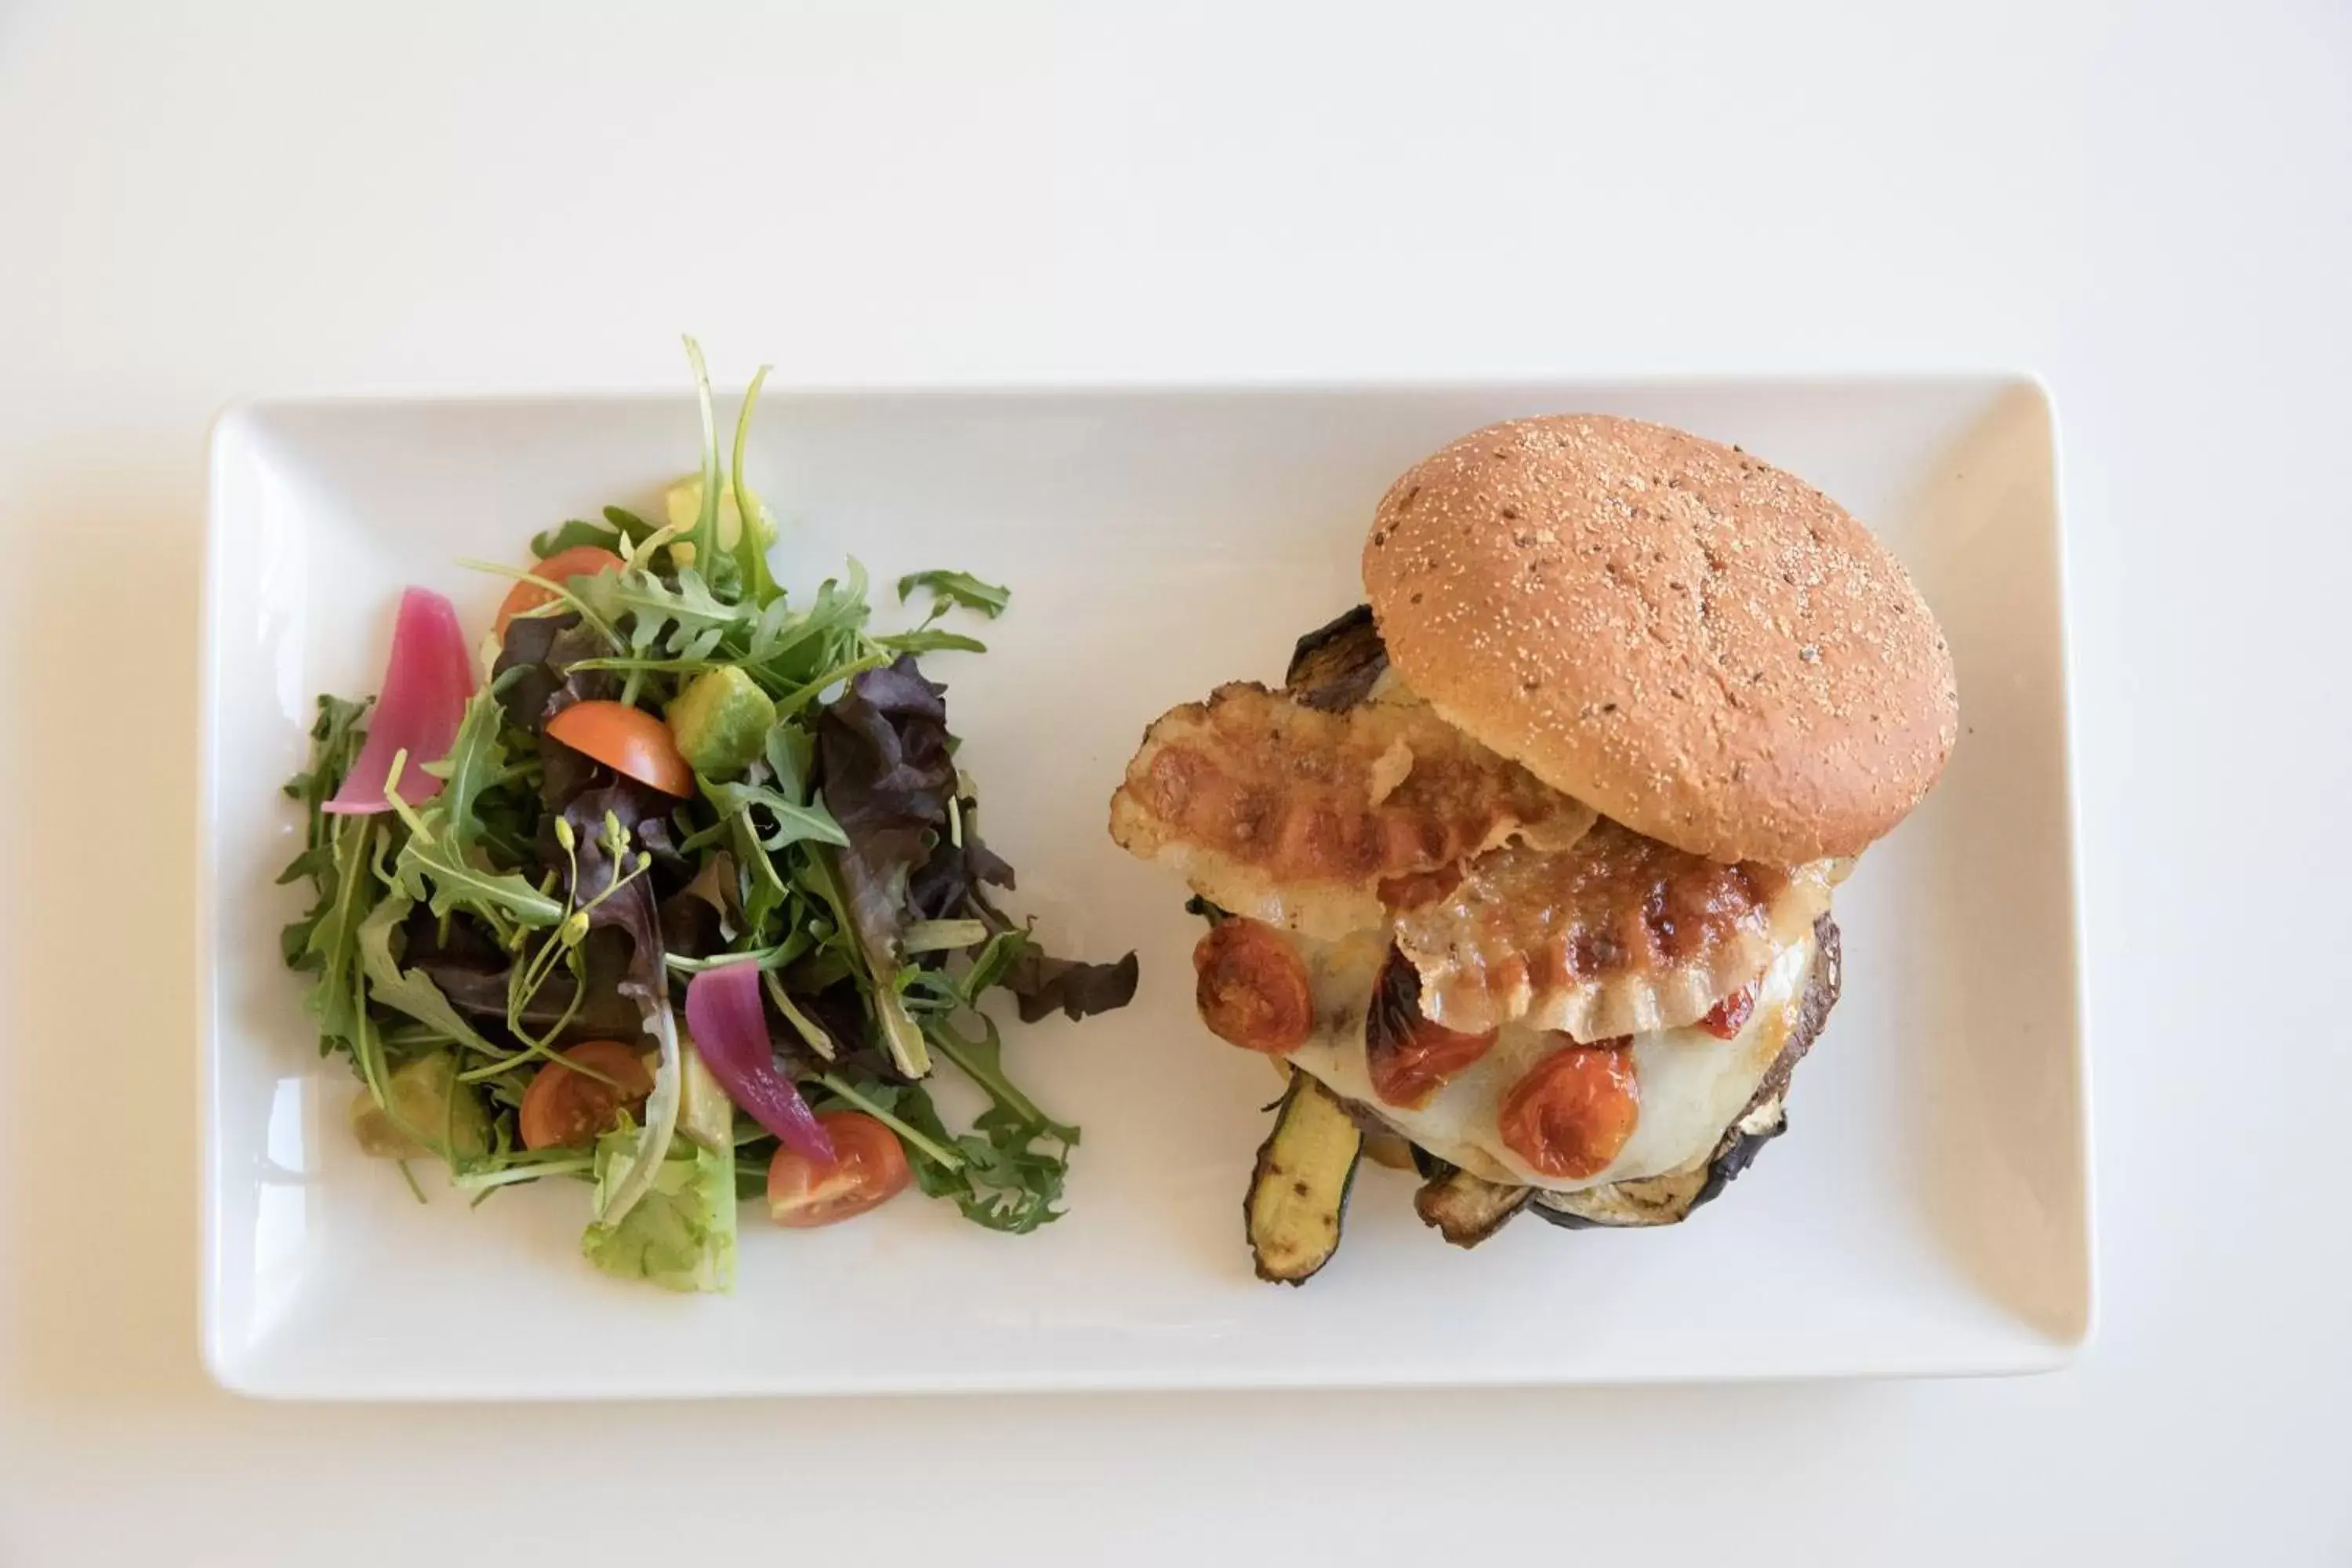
1246 1071 1363 1283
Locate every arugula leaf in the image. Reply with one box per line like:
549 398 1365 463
279 695 373 966
276 695 397 1058
734 822 793 944
379 719 562 939
532 508 659 561
301 816 381 1048
924 1011 1065 1134
683 335 726 579
573 564 750 662
354 891 503 1058
389 819 564 933
897 569 1010 619
764 719 815 797
855 978 1085 1232
529 517 621 559
953 1108 1076 1233
604 505 658 543
688 778 849 854
281 694 372 822
811 1072 1068 1233
798 1072 937 1159
730 364 781 608
746 561 873 687
416 690 508 857
874 627 989 656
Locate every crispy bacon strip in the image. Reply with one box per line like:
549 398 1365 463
1109 684 1595 938
1393 820 1844 1040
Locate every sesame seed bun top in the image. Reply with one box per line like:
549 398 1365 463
1361 414 1958 865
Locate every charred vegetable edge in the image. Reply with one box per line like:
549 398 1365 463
1412 1167 1531 1247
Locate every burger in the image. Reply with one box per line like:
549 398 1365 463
1107 415 1958 1282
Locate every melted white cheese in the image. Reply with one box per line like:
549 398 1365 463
1286 932 1815 1193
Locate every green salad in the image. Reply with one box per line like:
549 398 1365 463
278 340 1137 1292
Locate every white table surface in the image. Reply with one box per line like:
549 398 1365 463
2 2 2346 1561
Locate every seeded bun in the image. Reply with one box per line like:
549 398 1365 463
1362 415 1957 865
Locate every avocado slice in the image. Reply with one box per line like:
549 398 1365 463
349 1051 490 1162
667 666 776 780
675 1037 737 1153
663 472 775 555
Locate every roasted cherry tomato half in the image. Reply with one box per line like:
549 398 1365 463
1365 946 1497 1107
1497 1038 1641 1180
1192 917 1316 1053
518 1040 655 1150
544 699 696 797
492 545 626 640
766 1112 913 1228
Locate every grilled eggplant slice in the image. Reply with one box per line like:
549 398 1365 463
1414 1167 1532 1247
1285 603 1388 712
1246 1070 1365 1283
1531 1097 1789 1229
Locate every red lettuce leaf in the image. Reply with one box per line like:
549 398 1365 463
818 657 1139 1029
491 612 613 733
816 658 957 964
1004 950 1141 1024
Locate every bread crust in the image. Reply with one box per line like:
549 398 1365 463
1363 415 1956 862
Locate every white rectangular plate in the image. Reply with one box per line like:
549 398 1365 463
201 379 2089 1398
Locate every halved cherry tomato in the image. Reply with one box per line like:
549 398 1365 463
766 1112 913 1228
545 699 695 797
1697 983 1758 1040
1192 918 1315 1053
492 546 626 640
1365 946 1495 1107
518 1040 655 1150
1497 1038 1641 1180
